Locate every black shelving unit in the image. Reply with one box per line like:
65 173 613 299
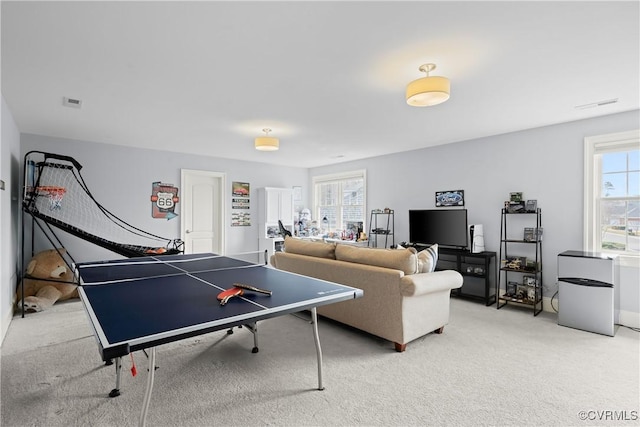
368 210 394 248
497 208 543 316
438 247 497 306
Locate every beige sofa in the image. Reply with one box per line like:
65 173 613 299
271 237 463 352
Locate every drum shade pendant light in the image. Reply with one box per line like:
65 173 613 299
255 128 279 151
406 63 450 107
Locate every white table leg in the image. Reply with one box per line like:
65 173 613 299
139 347 156 427
310 308 324 390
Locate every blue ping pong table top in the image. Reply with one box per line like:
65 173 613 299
76 253 363 359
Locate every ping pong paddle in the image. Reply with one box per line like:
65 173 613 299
233 283 272 296
217 288 244 305
217 283 272 305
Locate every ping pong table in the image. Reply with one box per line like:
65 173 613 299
76 252 363 426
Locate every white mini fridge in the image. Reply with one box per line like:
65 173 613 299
557 251 619 336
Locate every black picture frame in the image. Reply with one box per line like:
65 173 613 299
435 190 465 207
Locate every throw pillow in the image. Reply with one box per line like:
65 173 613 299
417 244 439 273
335 244 418 275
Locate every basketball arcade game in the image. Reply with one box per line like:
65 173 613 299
19 151 183 315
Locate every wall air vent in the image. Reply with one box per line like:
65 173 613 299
63 97 82 108
574 98 618 110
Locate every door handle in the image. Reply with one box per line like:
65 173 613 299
185 229 191 234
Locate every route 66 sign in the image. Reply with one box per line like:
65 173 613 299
151 182 179 220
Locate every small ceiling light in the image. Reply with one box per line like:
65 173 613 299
406 63 450 107
254 128 279 151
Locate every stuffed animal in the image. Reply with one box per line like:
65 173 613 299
15 248 78 313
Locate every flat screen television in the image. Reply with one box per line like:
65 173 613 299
409 209 468 249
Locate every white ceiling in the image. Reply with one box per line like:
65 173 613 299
2 1 639 168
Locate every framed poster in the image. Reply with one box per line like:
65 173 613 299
151 182 179 220
435 190 464 207
232 182 250 197
231 182 250 226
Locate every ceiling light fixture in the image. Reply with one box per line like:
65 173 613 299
255 128 279 151
406 63 450 107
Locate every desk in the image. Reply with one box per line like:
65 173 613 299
297 236 368 246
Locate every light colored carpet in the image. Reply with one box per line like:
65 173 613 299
1 298 639 427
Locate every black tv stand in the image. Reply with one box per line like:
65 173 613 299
402 243 496 306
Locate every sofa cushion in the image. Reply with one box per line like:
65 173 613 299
283 236 336 259
417 244 439 273
335 244 417 275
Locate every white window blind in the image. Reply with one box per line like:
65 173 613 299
312 170 366 233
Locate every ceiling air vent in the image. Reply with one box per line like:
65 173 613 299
63 97 82 108
574 98 618 110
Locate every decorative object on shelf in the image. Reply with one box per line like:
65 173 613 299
435 190 464 207
523 227 535 242
505 201 525 213
406 63 450 107
505 192 537 213
525 199 537 212
502 256 526 270
345 221 364 242
254 128 279 151
509 192 523 202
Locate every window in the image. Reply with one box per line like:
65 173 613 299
312 170 366 234
584 130 640 259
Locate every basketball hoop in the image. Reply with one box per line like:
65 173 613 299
36 186 66 210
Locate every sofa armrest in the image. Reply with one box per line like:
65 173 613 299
400 270 463 297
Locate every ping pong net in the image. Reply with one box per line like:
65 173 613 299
76 252 268 288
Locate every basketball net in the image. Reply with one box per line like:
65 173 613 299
37 186 66 211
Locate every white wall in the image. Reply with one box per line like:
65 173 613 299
1 95 21 344
310 110 640 324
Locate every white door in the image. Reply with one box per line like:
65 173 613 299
181 169 225 254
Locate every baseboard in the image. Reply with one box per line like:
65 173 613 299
1 309 13 346
542 296 557 314
540 297 639 329
618 310 640 329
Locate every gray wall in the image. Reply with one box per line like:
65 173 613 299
310 110 640 324
1 95 21 343
3 109 639 342
20 134 308 262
